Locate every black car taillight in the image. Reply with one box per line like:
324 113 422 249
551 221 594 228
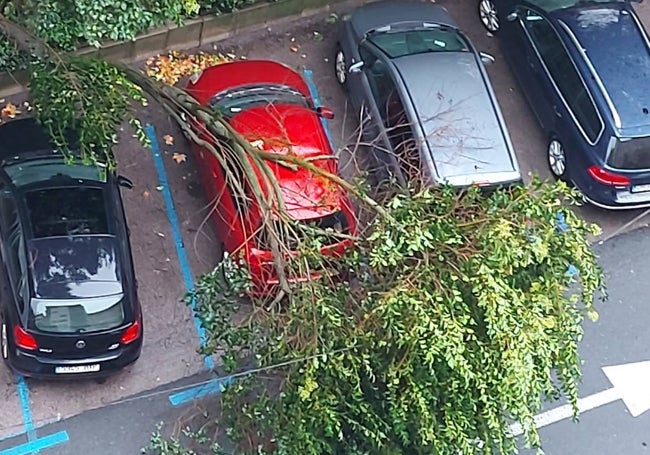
120 320 141 345
14 326 37 350
587 165 630 187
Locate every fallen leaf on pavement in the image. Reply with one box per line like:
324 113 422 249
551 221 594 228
290 45 299 53
142 190 150 198
1 103 20 118
163 134 174 145
144 50 232 86
172 152 187 163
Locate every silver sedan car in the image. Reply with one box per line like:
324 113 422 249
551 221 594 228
335 0 522 188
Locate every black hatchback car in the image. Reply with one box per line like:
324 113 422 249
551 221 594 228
0 118 142 378
478 0 650 209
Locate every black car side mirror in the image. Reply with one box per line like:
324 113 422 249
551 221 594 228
118 175 134 189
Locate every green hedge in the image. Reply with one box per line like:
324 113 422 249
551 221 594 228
3 0 264 51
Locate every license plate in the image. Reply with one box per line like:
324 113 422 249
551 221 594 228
55 364 100 374
632 183 650 193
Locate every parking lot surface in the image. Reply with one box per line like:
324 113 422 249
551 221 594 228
2 0 650 451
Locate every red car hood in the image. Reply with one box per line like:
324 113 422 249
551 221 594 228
230 104 342 220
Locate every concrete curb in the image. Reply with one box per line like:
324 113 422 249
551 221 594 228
0 0 351 98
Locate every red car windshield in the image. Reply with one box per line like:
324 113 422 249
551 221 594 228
209 84 309 116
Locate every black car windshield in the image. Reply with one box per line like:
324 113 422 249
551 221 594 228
209 84 309 115
26 187 109 238
607 137 650 170
528 0 625 11
4 157 106 187
28 235 124 333
368 27 469 58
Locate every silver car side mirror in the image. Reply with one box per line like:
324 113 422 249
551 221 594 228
480 52 495 66
507 11 519 22
349 61 364 73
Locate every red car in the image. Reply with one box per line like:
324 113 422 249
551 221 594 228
185 60 356 292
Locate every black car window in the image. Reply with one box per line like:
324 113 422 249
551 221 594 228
368 27 469 59
209 84 309 115
3 198 27 312
522 9 602 143
26 187 109 238
28 235 125 333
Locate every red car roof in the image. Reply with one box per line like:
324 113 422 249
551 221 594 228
186 60 312 106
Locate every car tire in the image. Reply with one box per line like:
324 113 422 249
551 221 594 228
1 321 8 361
334 45 348 90
548 137 569 181
479 0 500 34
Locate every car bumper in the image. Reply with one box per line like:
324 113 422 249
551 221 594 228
572 169 650 210
6 341 142 380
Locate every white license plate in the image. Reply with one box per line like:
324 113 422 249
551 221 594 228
632 184 650 193
55 364 100 374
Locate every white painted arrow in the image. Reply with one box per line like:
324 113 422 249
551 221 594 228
509 360 650 436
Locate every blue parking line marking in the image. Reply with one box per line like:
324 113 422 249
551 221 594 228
168 376 233 406
145 124 214 370
15 377 35 442
303 69 335 150
0 431 68 455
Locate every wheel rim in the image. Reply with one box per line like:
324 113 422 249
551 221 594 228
335 51 347 85
479 0 499 33
1 324 7 360
548 140 566 177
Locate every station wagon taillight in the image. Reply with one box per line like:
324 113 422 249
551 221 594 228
587 166 630 187
120 320 141 345
14 326 37 350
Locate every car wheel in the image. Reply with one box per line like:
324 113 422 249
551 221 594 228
548 138 569 180
1 322 8 361
334 45 348 89
479 0 500 33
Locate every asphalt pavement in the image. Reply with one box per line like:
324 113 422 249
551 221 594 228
0 223 647 455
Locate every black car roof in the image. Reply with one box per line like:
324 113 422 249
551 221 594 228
349 0 458 38
554 3 650 135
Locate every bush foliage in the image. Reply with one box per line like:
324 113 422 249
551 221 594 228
189 180 604 454
2 0 261 51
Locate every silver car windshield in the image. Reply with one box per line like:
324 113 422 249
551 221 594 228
368 27 469 59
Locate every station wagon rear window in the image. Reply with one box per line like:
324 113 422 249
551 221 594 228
529 0 624 11
368 27 469 59
608 137 650 170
